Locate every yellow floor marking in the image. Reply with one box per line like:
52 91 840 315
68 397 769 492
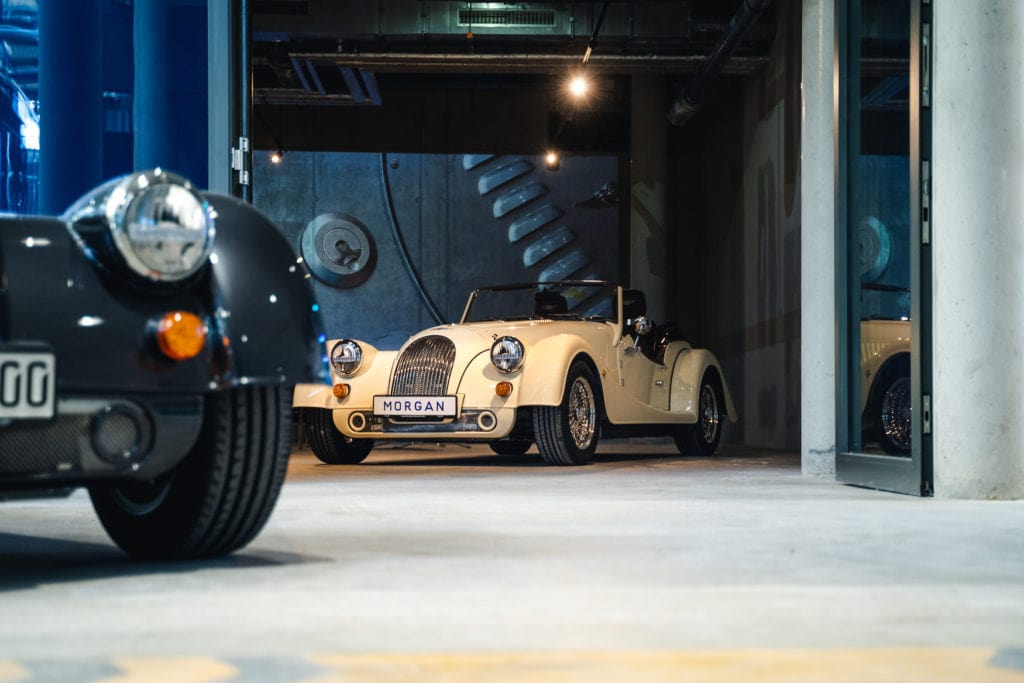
304 648 1024 683
97 657 238 683
0 662 27 683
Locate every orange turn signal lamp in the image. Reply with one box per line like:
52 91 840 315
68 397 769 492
495 381 513 398
155 311 207 361
332 383 350 399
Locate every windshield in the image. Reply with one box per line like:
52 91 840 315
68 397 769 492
461 281 617 324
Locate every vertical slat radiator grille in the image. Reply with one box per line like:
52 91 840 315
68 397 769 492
390 336 456 395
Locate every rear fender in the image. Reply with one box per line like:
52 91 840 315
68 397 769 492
669 348 737 422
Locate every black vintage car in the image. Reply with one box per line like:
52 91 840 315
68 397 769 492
0 170 324 559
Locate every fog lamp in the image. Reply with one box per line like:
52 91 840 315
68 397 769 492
495 381 513 398
332 383 350 399
155 311 207 361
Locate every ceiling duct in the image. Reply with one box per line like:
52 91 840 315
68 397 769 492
667 0 774 126
458 8 558 29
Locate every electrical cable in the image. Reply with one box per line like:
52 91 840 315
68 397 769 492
378 153 445 324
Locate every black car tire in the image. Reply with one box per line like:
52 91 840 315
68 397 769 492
305 408 374 464
89 386 291 560
488 439 533 456
674 371 724 456
533 361 600 466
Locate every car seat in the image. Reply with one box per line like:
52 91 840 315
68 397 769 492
534 290 568 316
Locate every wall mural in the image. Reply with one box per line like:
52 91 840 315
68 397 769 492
254 152 621 349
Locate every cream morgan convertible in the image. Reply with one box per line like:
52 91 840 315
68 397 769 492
293 281 737 466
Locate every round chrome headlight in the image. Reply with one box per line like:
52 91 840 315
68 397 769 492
66 170 216 282
330 339 363 375
491 336 524 374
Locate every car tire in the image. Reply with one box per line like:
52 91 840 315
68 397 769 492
88 386 291 560
533 361 600 465
305 408 374 464
674 371 724 456
878 374 911 454
488 440 532 456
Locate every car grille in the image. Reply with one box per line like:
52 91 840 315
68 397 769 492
390 335 456 396
0 415 89 476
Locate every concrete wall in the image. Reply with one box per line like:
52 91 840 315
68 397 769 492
665 0 802 452
253 152 621 348
932 1 1024 498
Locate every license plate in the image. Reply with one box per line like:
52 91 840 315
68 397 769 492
0 349 56 419
373 395 457 418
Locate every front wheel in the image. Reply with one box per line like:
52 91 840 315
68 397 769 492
675 372 724 456
305 408 374 464
533 361 600 465
89 386 291 560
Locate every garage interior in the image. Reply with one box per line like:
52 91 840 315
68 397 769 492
2 1 1023 680
249 0 802 454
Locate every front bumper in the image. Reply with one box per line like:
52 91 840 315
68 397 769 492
0 393 203 487
333 405 518 440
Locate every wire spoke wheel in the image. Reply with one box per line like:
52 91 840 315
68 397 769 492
567 376 597 450
880 376 912 453
698 383 721 444
534 361 600 465
674 372 725 457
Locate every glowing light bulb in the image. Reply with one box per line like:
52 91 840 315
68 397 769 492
569 76 588 98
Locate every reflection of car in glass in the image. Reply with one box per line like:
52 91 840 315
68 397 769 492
293 281 737 466
860 319 911 453
0 170 324 559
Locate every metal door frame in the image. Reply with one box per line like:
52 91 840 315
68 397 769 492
835 0 933 495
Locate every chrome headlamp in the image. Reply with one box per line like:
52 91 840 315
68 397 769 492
490 336 524 374
66 169 216 283
330 339 363 375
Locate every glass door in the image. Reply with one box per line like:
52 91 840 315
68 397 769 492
836 0 932 495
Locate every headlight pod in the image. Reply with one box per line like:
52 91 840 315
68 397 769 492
66 169 216 283
330 339 363 375
491 336 524 373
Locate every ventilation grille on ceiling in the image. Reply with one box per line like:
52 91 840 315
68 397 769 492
458 9 557 28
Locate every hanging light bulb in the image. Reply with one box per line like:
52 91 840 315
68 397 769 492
569 75 589 98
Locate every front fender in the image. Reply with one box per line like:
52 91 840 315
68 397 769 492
303 339 397 411
292 383 335 410
516 335 607 406
204 194 325 388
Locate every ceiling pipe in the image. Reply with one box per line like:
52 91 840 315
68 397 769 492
667 0 773 126
278 52 769 76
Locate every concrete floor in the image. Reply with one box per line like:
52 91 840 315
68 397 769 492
1 441 1022 682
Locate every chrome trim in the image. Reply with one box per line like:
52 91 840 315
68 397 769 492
390 335 456 396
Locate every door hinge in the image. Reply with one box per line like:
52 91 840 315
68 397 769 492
921 160 930 245
231 136 250 186
923 394 932 435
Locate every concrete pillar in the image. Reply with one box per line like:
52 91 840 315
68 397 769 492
799 0 836 478
133 0 171 172
38 0 103 215
208 0 232 194
932 2 1024 498
629 75 669 321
